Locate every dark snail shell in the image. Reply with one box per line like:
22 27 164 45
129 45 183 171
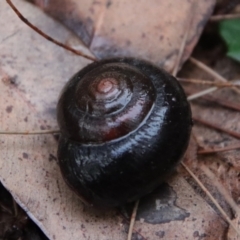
57 58 192 208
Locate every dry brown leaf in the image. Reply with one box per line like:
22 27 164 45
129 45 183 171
1 1 125 239
228 217 240 240
3 0 240 240
32 0 216 71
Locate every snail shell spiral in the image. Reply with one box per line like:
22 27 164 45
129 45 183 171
57 58 192 208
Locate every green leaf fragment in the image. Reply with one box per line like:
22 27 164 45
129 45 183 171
219 19 240 62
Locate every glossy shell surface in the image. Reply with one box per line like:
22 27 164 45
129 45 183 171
57 58 192 208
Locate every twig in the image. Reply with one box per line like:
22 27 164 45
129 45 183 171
192 116 240 139
181 162 240 236
184 78 240 100
198 144 240 154
185 89 240 112
12 198 18 217
201 165 240 217
127 200 140 240
189 57 240 94
0 130 60 135
178 78 239 87
202 95 240 112
210 13 240 21
190 57 228 83
172 25 190 77
191 130 205 149
0 202 12 215
6 0 97 62
187 87 218 101
172 2 196 77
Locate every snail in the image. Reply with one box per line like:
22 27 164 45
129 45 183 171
57 57 192 208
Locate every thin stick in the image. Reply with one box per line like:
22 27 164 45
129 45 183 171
202 95 240 112
6 0 97 62
187 87 218 101
210 13 240 21
127 200 139 240
191 130 205 149
198 144 240 154
172 2 196 77
190 57 228 83
0 202 12 215
187 82 240 101
12 198 18 217
0 130 60 135
184 79 240 101
172 25 190 77
181 162 240 236
192 116 240 139
178 78 239 87
201 165 240 217
190 57 240 94
185 88 240 112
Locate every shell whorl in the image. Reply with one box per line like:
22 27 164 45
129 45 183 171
57 61 156 143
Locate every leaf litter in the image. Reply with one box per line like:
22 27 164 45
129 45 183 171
1 0 240 239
